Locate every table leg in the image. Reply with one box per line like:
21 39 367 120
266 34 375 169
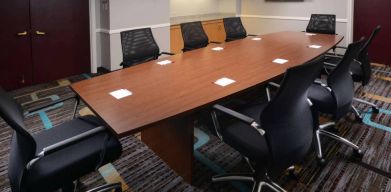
141 116 194 183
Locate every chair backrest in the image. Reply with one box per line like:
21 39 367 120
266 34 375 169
260 58 323 175
223 17 247 42
180 21 209 52
306 14 336 34
120 28 160 68
357 25 382 85
0 88 36 192
328 38 366 119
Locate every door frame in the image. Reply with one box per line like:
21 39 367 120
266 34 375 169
89 0 97 73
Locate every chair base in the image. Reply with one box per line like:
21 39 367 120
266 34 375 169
315 122 363 163
352 97 380 122
212 173 286 192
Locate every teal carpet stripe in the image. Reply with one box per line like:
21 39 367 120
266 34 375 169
194 128 249 192
39 111 53 129
363 108 391 132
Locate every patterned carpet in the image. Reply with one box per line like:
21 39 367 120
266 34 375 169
0 64 390 192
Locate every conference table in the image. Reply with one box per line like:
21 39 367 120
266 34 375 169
71 31 343 182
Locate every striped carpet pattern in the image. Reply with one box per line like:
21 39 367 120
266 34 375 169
0 64 389 191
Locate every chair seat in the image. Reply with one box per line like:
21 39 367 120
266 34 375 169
27 115 122 192
307 84 335 114
222 103 269 163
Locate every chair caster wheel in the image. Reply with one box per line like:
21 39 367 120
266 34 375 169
317 158 326 166
372 107 380 114
353 149 364 159
355 116 363 123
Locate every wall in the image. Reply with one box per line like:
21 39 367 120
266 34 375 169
240 0 352 46
94 0 170 71
170 0 237 17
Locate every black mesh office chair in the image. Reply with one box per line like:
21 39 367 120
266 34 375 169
223 17 256 42
180 21 209 52
324 26 382 119
0 87 123 192
120 28 173 68
308 38 366 163
306 14 336 35
210 58 322 192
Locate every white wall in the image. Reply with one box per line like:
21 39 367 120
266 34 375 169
94 0 170 71
240 0 352 46
170 0 237 17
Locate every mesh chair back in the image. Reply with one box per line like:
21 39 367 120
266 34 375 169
357 25 382 85
306 14 336 34
223 17 247 42
260 58 323 175
328 38 366 119
0 88 36 192
180 21 209 52
120 28 160 68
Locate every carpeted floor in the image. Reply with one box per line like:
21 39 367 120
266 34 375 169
0 64 390 192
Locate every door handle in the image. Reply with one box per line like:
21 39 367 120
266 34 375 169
36 31 46 35
17 31 28 36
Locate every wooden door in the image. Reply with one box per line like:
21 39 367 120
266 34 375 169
0 0 33 90
30 0 91 83
354 0 391 65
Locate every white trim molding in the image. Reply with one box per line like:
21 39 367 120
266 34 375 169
240 14 348 23
96 23 171 34
347 0 354 43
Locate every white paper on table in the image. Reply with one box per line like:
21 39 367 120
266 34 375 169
214 77 236 87
308 45 322 49
273 58 289 65
110 89 132 99
156 60 173 65
252 37 262 41
211 47 224 51
305 33 316 36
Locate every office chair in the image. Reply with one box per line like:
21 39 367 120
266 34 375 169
210 58 323 192
0 87 123 192
223 17 257 42
180 21 210 52
307 38 366 164
306 14 336 35
120 28 174 68
323 26 382 120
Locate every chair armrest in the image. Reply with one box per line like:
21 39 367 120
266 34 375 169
210 41 223 44
247 34 258 37
87 183 122 192
26 126 107 169
313 80 332 92
267 82 280 88
325 54 343 59
336 46 347 49
24 94 79 114
213 104 265 135
160 52 175 56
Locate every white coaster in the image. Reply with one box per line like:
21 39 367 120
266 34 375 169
305 33 316 36
157 60 173 65
110 89 132 99
252 37 262 41
308 45 322 49
212 47 224 51
273 58 289 65
214 77 236 87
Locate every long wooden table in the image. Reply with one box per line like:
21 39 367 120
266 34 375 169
71 31 343 182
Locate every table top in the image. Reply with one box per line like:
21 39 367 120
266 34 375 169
71 31 343 137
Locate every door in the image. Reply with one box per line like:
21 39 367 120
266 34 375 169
354 0 391 65
0 0 33 90
30 0 91 83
